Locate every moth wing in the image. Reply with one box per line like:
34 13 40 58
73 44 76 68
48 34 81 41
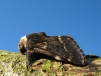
57 36 86 65
26 35 86 66
43 36 86 66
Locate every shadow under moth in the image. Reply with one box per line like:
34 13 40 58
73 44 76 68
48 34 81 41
18 32 86 69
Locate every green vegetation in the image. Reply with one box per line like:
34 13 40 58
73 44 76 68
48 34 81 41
0 50 101 76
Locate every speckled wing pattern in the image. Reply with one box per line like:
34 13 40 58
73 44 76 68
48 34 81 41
46 36 86 65
25 32 86 66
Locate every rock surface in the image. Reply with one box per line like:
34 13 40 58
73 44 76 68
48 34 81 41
0 50 101 76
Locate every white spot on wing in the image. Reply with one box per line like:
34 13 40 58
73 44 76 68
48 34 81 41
41 42 47 49
54 56 61 60
68 58 71 62
58 36 68 52
58 36 63 43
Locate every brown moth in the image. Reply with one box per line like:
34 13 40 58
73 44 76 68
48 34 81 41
18 32 86 69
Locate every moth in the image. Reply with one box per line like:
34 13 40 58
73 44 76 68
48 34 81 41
18 32 86 69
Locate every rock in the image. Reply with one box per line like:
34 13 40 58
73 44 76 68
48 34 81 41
0 50 101 76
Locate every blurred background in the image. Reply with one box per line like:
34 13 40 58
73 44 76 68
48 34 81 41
0 0 101 56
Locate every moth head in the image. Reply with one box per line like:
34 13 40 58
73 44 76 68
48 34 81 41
18 36 27 55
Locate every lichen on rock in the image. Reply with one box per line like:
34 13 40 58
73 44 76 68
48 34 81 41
0 50 101 76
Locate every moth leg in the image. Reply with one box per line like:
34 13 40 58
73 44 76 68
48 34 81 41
26 52 31 70
26 51 36 70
